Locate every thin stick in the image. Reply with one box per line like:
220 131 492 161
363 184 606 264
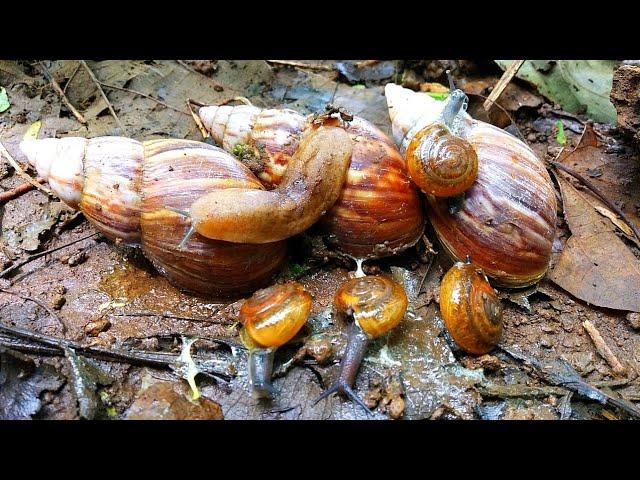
109 311 230 325
582 320 626 376
219 96 253 107
63 62 82 94
483 60 525 111
0 177 45 203
0 322 231 381
550 160 640 243
186 100 210 139
0 141 52 196
0 232 99 278
98 81 189 115
79 60 126 134
39 62 87 125
0 288 67 332
267 60 335 71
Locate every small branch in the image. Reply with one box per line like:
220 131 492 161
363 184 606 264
98 81 189 115
186 100 210 139
267 60 335 71
550 161 640 243
0 289 67 333
0 177 45 204
0 322 231 381
79 60 126 134
109 311 230 325
483 60 525 111
0 141 52 196
0 232 99 279
478 382 568 399
63 62 82 94
582 320 627 376
39 61 87 125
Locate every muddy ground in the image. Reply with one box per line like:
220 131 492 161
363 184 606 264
1 60 639 420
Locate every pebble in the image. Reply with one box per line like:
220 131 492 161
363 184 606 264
67 251 87 267
50 294 66 310
627 312 640 330
84 318 111 336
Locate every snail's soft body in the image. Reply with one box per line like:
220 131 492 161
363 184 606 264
19 129 353 297
385 84 557 287
198 105 425 259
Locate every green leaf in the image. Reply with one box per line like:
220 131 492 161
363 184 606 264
495 60 617 124
426 92 449 101
352 84 366 89
556 120 567 145
0 87 10 113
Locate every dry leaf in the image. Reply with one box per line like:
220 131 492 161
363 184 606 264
593 205 634 237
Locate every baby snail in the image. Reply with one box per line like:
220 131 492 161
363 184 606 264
439 258 503 355
314 267 408 413
405 72 478 198
238 282 312 399
386 76 557 288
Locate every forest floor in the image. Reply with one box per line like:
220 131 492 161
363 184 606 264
1 60 639 420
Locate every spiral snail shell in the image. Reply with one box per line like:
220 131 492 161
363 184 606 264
386 83 557 287
198 104 425 259
314 274 408 413
239 282 312 398
19 128 352 297
439 260 502 355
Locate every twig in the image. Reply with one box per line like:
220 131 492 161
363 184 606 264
186 100 210 139
483 60 525 111
0 141 52 196
109 311 230 325
267 60 335 71
550 160 640 243
355 60 381 69
79 60 126 134
0 289 67 332
478 382 568 399
63 62 82 94
39 62 87 125
0 322 231 381
418 249 436 296
582 320 627 376
98 81 189 115
219 96 253 107
0 177 45 204
0 232 99 279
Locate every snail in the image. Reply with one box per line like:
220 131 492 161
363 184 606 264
238 282 312 398
313 271 408 413
439 258 502 355
19 126 353 297
197 102 425 259
385 82 557 287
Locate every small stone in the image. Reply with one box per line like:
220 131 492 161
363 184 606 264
305 337 333 365
67 251 87 266
627 312 640 330
50 294 66 310
84 318 111 336
140 337 159 350
527 133 537 143
388 396 405 420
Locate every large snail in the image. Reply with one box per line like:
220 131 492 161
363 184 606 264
385 83 557 287
19 126 353 297
439 259 503 355
314 271 408 413
238 282 312 398
197 103 426 259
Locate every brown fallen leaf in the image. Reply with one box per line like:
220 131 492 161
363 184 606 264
593 205 635 238
549 174 640 312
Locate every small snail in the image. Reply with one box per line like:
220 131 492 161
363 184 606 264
386 82 557 287
314 272 408 413
197 103 425 259
404 75 478 197
239 282 312 398
19 127 352 297
439 259 503 355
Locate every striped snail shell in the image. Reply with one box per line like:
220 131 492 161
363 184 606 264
386 83 557 287
19 136 286 297
197 104 425 259
439 260 503 355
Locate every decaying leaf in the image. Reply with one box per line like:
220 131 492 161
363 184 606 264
22 121 42 141
496 60 618 123
2 201 72 252
593 205 635 238
64 347 114 419
0 348 64 420
549 175 640 312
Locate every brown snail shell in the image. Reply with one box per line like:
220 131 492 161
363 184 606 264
439 261 503 355
239 282 312 349
386 84 557 287
198 105 425 259
334 274 408 338
20 136 286 297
